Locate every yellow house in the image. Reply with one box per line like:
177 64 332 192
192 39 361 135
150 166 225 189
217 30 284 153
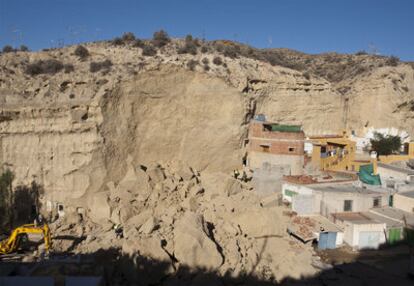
378 142 414 164
310 132 376 172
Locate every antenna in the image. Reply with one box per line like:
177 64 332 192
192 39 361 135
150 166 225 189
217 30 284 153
267 36 272 48
9 25 23 48
57 38 65 48
201 29 206 42
67 25 83 45
94 28 102 41
368 43 380 55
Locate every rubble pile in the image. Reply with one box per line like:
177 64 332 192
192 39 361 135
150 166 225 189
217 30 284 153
49 158 319 284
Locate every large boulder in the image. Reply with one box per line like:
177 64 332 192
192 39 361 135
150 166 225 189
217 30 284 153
88 191 111 222
173 212 223 270
223 177 244 196
147 163 166 184
117 163 150 196
122 237 173 285
126 209 153 229
232 207 284 238
139 216 158 235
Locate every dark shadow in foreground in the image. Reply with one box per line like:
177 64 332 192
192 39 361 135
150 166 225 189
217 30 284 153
0 245 413 286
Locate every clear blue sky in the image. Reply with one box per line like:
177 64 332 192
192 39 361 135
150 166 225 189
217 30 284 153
1 0 413 60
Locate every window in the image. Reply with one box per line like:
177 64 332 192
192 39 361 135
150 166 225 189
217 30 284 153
344 200 353 211
288 147 295 152
373 197 381 208
261 145 270 152
284 189 298 197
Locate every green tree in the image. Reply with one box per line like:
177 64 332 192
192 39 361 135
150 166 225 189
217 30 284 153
0 169 14 232
370 132 402 156
152 30 170 48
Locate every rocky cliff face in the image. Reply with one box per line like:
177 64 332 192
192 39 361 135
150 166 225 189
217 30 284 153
0 40 413 204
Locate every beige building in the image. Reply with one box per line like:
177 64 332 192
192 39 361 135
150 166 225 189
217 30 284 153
332 212 386 250
394 191 414 213
247 117 305 175
282 182 390 217
377 162 414 183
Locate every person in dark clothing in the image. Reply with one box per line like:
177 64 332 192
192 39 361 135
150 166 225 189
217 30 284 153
114 224 124 239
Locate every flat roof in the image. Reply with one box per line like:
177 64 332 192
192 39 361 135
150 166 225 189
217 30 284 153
369 207 414 228
397 190 414 199
262 123 303 133
364 211 403 228
308 134 344 139
308 182 385 195
332 212 378 224
377 163 414 175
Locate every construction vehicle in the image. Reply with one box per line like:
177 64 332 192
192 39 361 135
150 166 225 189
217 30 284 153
0 223 51 255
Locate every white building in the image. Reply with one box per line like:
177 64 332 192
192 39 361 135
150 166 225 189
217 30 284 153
332 212 386 250
282 182 390 217
377 162 414 184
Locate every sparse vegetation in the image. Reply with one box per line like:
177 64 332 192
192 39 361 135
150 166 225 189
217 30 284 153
370 132 402 156
19 45 29 52
90 59 113 73
133 39 145 48
122 32 136 42
64 64 75 73
142 45 157 56
74 45 89 59
0 169 14 231
201 46 209 53
213 56 223 65
202 41 408 83
112 37 124 46
2 45 14 53
386 55 399 67
152 30 170 48
187 59 199 71
177 34 198 55
25 59 64 76
223 45 239 59
202 58 209 65
355 50 367 56
203 64 210 71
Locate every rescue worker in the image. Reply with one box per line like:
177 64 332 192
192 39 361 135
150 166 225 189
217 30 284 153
114 224 124 239
34 214 44 227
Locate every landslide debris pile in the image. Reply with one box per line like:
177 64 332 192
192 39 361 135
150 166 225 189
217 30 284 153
50 159 319 285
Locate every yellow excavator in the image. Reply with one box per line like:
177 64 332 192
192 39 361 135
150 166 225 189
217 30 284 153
0 223 51 255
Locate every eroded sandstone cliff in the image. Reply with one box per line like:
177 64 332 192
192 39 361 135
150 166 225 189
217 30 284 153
0 40 413 204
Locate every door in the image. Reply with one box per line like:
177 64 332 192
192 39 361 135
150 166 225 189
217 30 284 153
388 228 401 245
359 231 381 249
318 232 337 250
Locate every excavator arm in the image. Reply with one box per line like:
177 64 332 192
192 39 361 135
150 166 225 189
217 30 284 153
0 224 51 255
